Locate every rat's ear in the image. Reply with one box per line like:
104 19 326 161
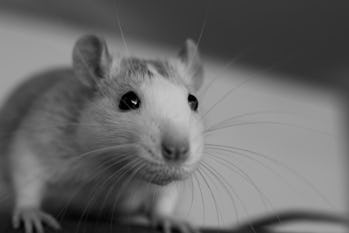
72 35 112 87
178 39 204 91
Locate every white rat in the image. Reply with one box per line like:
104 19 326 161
1 35 205 233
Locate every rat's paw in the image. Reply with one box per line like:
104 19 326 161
12 207 61 233
151 215 199 233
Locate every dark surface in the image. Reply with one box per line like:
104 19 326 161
0 211 245 233
0 0 349 88
0 210 347 233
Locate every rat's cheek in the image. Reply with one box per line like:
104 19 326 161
136 120 162 159
185 127 204 166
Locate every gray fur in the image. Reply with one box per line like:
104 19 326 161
147 59 171 77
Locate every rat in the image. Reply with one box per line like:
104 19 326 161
1 35 205 233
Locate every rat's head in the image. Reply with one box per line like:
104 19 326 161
73 35 204 185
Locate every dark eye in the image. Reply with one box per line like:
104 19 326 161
188 94 198 111
119 91 141 111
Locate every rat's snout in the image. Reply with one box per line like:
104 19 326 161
161 127 190 163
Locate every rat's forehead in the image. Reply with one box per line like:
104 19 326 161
110 57 185 86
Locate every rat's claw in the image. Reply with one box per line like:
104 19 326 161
151 215 200 233
38 212 61 230
12 207 61 233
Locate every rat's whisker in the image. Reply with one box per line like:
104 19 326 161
205 120 331 137
110 161 146 230
205 145 302 203
99 158 144 218
56 154 132 219
197 167 222 225
205 145 301 185
194 12 207 59
185 175 195 218
192 172 206 225
205 145 267 170
74 156 127 230
148 172 160 209
200 159 239 224
198 48 254 101
201 54 299 119
70 143 138 162
201 157 257 231
87 157 143 229
205 152 275 214
113 0 129 56
205 110 298 131
202 77 254 119
104 158 143 199
75 155 139 231
205 143 335 209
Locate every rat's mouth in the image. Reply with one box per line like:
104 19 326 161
131 145 197 185
136 160 191 185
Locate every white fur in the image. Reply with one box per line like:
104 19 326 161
140 74 203 166
143 77 191 127
152 183 179 216
9 138 46 208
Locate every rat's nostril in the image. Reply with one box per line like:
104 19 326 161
178 146 189 155
161 141 189 162
162 144 175 156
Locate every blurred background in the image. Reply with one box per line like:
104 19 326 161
0 0 348 232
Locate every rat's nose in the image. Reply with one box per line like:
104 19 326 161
161 135 190 163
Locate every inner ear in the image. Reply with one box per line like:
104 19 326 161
178 39 204 91
72 35 112 87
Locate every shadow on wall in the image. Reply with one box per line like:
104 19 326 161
0 0 349 88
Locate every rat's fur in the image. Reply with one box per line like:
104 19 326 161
1 35 204 233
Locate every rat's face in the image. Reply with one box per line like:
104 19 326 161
73 36 204 185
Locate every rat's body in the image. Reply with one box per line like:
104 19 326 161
2 35 205 233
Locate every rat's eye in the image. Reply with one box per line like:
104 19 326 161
188 94 198 111
119 91 141 111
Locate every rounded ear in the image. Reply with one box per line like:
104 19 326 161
72 35 112 87
178 39 204 91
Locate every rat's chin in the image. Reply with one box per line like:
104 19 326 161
136 160 193 185
135 146 200 185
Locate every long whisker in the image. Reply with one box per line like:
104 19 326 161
76 157 142 232
197 167 222 225
205 145 300 203
99 158 143 214
205 143 335 209
110 161 146 231
201 157 258 232
192 172 206 225
205 120 331 137
205 110 298 131
69 143 138 163
113 0 129 55
201 52 299 119
205 152 276 215
74 154 138 231
200 160 239 225
202 77 254 118
194 12 207 56
198 48 254 101
185 174 195 218
57 153 133 220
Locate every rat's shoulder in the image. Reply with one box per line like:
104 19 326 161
6 67 92 129
0 68 79 118
0 68 80 144
4 67 77 107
